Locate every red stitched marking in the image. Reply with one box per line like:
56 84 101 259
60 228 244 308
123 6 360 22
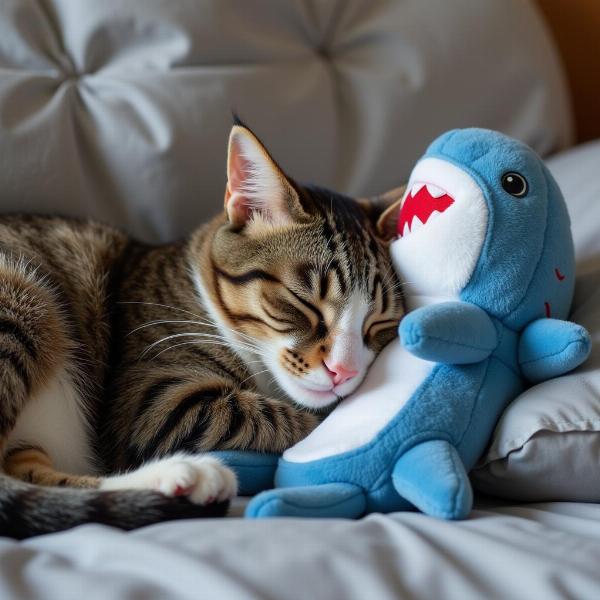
555 268 566 281
544 302 551 318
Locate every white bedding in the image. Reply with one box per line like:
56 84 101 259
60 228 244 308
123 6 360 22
1 500 600 600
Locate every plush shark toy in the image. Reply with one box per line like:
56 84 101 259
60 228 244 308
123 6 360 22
244 128 591 520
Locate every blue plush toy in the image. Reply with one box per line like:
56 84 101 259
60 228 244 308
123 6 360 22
243 128 591 520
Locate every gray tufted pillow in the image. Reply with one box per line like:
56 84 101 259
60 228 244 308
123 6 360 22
0 0 571 241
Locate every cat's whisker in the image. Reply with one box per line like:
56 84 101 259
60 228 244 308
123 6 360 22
127 319 222 337
126 310 262 349
142 331 264 360
380 266 401 290
150 340 238 360
385 280 414 295
149 339 267 363
119 300 207 321
135 324 263 355
149 339 259 360
120 300 267 353
238 369 271 387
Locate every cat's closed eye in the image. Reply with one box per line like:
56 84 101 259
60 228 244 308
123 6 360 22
193 120 404 409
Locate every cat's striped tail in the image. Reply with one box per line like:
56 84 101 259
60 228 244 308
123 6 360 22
0 473 228 539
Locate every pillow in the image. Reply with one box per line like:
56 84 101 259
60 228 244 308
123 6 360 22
472 140 600 501
0 0 572 242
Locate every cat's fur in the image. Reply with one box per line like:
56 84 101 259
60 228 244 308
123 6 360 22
0 121 404 538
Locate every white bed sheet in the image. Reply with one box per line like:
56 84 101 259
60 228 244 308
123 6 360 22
1 500 599 600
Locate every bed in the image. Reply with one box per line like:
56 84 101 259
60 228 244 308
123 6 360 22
2 138 600 599
2 501 600 599
1 1 599 599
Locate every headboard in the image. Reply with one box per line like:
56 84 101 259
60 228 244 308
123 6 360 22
536 0 600 142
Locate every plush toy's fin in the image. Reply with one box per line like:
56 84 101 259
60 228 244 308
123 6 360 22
210 451 279 496
392 440 472 520
518 318 591 383
245 483 367 519
400 302 497 364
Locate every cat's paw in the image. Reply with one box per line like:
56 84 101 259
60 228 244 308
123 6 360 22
100 453 238 504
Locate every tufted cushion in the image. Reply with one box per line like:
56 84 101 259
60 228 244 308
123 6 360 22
0 0 571 242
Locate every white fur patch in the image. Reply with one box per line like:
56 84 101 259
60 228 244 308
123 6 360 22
284 337 434 462
100 453 238 504
6 367 97 475
328 290 371 374
192 269 375 409
391 157 488 298
266 290 375 409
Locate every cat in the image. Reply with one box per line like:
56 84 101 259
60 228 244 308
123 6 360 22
0 118 404 538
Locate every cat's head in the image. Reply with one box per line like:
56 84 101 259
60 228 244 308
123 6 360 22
196 120 404 409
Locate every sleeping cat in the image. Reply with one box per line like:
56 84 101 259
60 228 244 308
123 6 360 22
0 119 404 538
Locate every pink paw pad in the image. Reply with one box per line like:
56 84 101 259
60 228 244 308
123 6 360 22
174 485 193 497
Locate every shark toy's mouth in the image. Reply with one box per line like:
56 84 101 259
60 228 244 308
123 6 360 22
390 157 489 298
397 183 454 238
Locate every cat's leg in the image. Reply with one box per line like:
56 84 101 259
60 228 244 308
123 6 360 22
109 369 318 496
4 446 100 488
0 260 75 465
122 373 319 461
99 452 237 504
4 446 238 505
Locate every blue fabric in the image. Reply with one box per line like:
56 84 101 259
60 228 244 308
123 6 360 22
209 451 279 496
245 128 592 520
246 483 367 519
518 319 591 383
400 302 497 364
392 440 472 519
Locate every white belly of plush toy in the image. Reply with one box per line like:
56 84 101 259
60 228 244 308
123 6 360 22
283 340 434 463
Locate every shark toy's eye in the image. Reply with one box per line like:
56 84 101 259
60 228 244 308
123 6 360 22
501 172 528 197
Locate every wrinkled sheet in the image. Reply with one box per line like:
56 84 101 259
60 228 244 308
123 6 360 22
1 500 600 599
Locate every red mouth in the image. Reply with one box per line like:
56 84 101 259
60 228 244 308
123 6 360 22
398 184 454 237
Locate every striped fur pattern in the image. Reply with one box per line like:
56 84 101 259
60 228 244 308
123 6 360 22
0 122 404 537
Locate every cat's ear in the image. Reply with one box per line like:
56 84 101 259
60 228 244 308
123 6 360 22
225 123 307 228
357 185 406 241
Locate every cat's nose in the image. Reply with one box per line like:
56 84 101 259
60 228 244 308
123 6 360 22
323 361 358 386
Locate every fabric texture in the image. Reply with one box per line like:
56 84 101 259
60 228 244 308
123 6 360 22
472 139 600 501
0 0 571 243
3 501 600 600
400 301 497 364
246 129 590 521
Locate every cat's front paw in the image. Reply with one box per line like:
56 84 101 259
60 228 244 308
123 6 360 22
101 453 238 504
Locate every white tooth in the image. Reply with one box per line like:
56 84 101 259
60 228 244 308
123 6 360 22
426 183 446 198
410 215 424 232
402 222 410 237
411 183 425 197
427 210 441 223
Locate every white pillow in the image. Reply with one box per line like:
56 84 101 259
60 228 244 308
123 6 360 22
472 140 600 501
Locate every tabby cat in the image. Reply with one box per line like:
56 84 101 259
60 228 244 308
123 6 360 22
0 120 404 538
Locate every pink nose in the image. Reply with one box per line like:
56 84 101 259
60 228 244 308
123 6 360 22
323 361 359 386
